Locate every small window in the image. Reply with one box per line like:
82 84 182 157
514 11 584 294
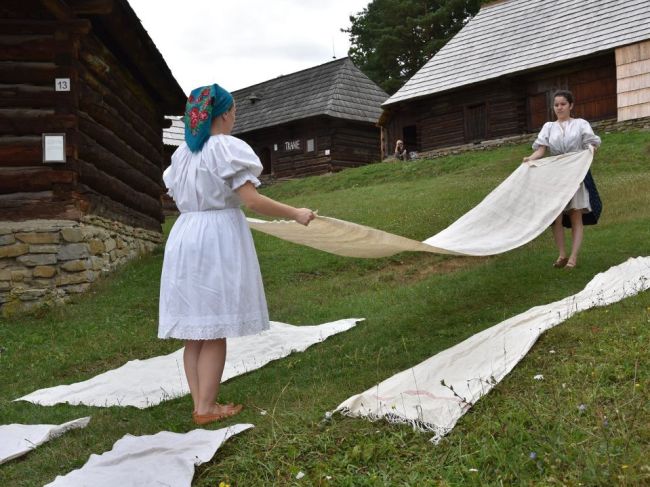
306 139 315 152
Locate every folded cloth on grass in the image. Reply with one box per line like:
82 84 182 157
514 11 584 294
44 424 252 487
248 149 593 258
336 256 650 443
0 417 90 464
17 319 361 408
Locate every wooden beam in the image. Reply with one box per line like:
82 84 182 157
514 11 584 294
67 0 114 15
40 0 74 21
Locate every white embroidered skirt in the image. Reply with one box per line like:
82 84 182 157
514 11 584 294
159 208 270 340
564 182 591 213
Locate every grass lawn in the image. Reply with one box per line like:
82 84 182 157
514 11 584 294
1 131 649 486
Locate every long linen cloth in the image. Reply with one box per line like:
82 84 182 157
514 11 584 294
17 319 361 408
0 417 90 465
44 424 252 487
336 256 650 442
248 149 593 257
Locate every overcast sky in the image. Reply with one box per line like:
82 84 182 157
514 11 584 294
128 0 371 95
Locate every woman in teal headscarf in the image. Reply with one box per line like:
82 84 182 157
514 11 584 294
159 84 315 425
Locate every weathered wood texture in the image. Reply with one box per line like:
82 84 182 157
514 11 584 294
616 40 650 122
0 5 180 231
234 116 381 178
381 53 617 154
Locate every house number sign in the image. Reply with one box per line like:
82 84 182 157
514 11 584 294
55 78 71 91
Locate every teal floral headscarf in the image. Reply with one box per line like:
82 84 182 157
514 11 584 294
184 84 234 152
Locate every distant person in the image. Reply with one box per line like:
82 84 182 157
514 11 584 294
394 139 408 160
523 89 602 269
159 84 315 425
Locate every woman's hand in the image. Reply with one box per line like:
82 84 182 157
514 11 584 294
293 208 316 226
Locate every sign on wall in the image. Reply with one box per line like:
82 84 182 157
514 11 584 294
284 139 301 151
42 133 66 163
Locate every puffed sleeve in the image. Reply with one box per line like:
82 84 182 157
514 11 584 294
579 119 601 149
211 136 263 190
532 122 551 150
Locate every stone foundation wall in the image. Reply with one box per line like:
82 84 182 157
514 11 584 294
409 116 650 160
0 215 163 316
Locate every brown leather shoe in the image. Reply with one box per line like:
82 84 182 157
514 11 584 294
553 257 569 268
192 404 243 425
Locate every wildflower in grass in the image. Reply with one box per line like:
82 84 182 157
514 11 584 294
549 350 556 354
578 404 587 413
260 409 268 416
533 374 544 380
296 471 306 479
529 452 537 460
621 465 629 469
324 411 333 420
219 482 230 487
468 468 478 472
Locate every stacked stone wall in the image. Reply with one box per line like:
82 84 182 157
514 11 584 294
0 216 162 316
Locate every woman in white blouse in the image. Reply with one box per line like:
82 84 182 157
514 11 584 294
160 84 315 425
523 90 602 269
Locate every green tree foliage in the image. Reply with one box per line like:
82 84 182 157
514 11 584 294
345 0 485 94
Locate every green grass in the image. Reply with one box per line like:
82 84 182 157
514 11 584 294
1 131 649 486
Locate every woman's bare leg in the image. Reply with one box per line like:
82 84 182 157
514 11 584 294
552 214 567 260
568 210 584 266
195 338 228 415
184 340 203 412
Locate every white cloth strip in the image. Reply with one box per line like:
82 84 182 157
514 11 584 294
336 257 650 443
44 424 253 487
248 149 593 258
0 417 90 465
17 319 362 409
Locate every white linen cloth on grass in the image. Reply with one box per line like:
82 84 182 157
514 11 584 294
44 424 252 487
336 257 650 443
160 135 269 340
248 149 594 258
0 417 90 465
17 319 361 408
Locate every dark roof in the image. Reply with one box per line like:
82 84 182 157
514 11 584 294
232 57 388 135
385 0 650 106
163 58 388 146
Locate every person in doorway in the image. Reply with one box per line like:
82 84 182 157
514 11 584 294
159 84 315 425
394 139 408 160
523 89 602 269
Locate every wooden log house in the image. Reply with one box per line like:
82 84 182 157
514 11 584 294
164 58 388 178
380 0 650 157
0 0 185 313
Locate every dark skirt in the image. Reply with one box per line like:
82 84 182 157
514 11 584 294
562 169 602 228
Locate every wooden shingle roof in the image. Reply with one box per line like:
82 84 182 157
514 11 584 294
163 58 388 145
385 0 650 106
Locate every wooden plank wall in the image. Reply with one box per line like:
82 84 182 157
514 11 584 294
76 31 165 230
239 118 333 178
330 121 381 170
525 54 617 130
616 40 650 122
0 6 84 222
0 5 165 231
382 79 526 154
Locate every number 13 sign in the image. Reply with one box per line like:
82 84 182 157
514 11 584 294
55 78 71 91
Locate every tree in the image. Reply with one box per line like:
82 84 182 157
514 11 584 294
345 0 484 95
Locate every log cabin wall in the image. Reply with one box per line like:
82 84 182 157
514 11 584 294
380 53 617 155
330 120 381 171
1 1 84 222
238 116 382 178
524 53 617 130
0 0 185 315
382 79 526 154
